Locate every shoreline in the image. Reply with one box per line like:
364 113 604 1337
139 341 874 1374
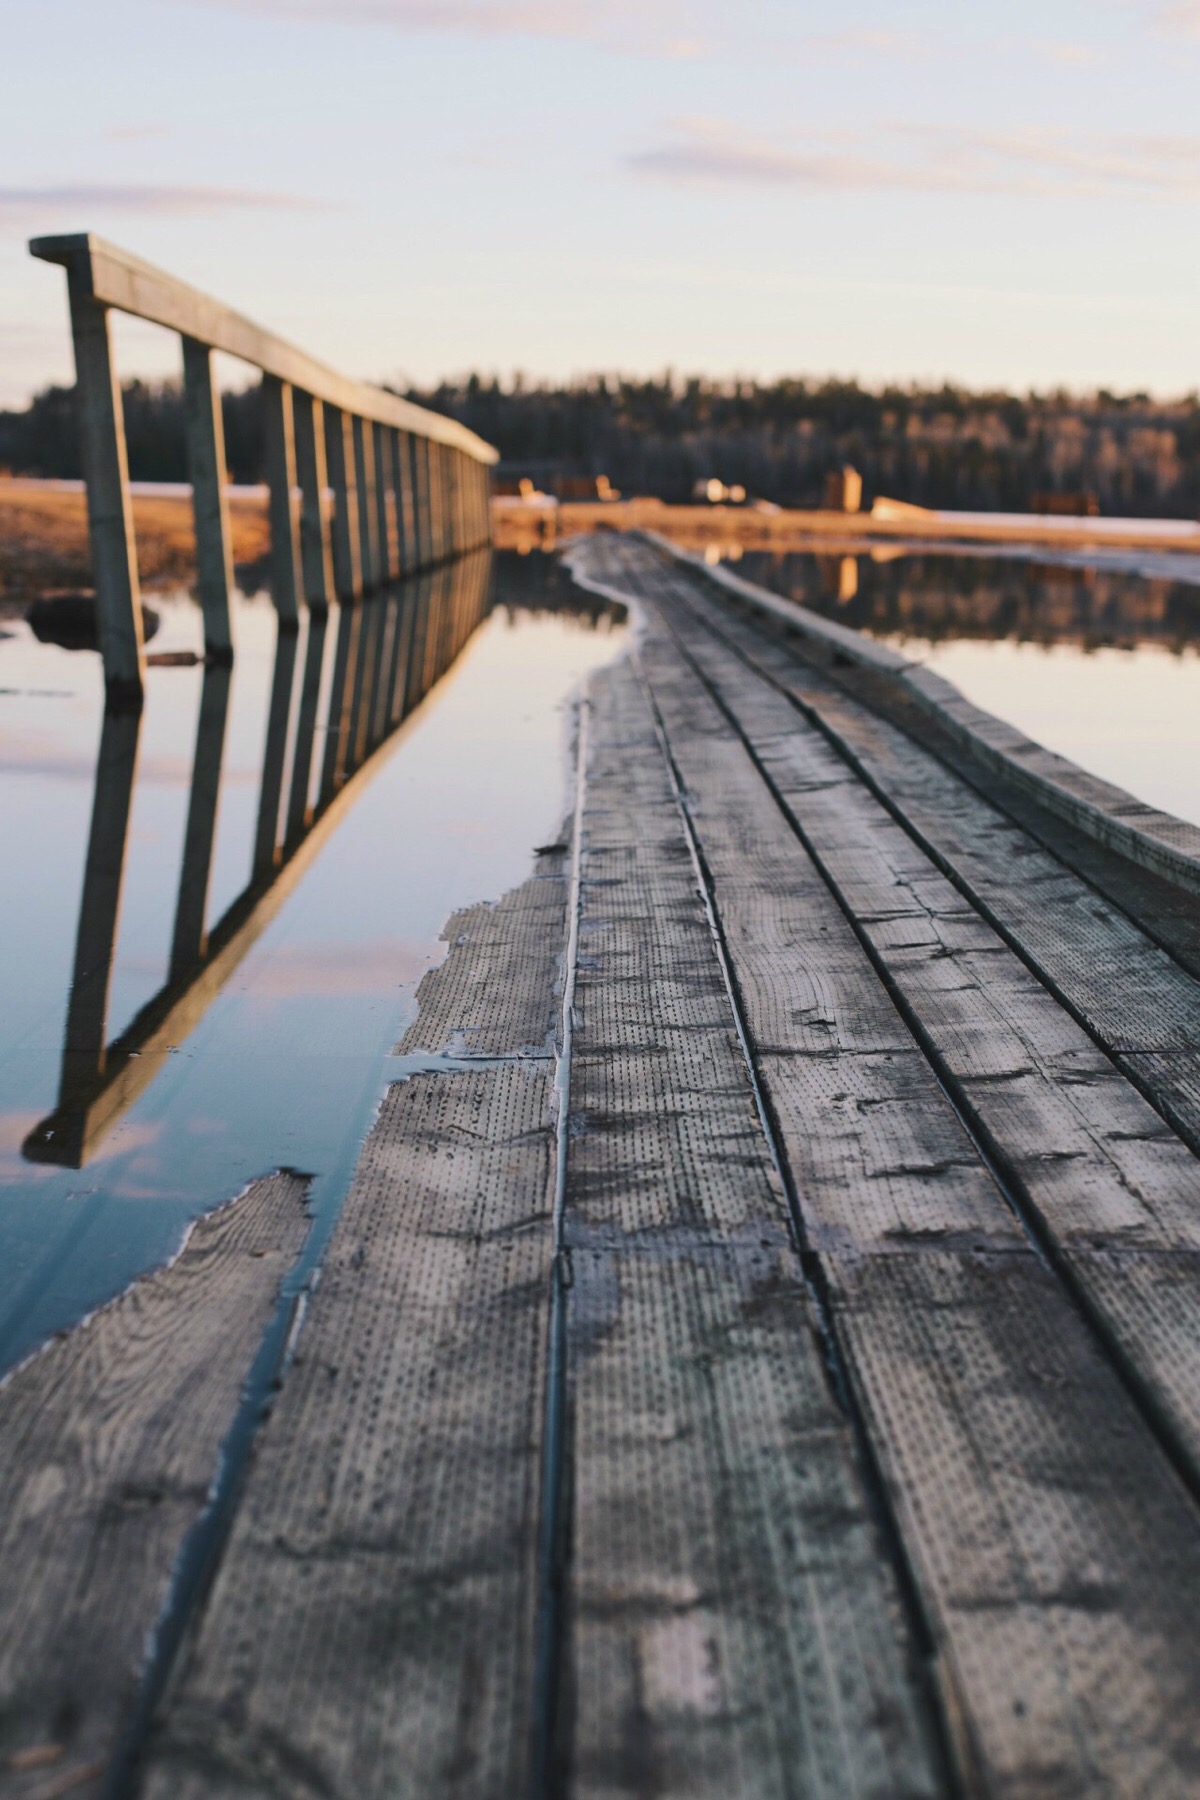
6 476 1200 605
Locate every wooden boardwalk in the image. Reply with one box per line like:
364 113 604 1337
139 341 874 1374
5 534 1200 1797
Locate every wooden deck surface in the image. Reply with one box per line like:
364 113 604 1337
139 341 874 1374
5 535 1200 1797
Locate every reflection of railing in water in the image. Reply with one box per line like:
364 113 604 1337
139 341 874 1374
23 548 494 1169
29 234 498 699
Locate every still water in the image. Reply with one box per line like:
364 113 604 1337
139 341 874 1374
735 545 1200 828
0 550 625 1376
5 538 1200 1380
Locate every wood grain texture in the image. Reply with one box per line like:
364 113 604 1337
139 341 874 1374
647 533 1200 897
139 854 569 1800
0 1170 311 1800
644 543 1200 1159
639 560 1200 1489
571 534 1200 1797
564 657 941 1799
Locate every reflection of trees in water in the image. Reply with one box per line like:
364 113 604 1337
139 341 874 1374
740 551 1200 651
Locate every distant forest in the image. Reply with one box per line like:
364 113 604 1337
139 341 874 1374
3 373 1200 517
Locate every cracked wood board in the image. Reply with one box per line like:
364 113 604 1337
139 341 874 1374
566 540 1200 1794
140 854 568 1800
0 1169 311 1800
563 657 942 1799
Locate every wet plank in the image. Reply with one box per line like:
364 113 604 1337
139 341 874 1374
563 658 942 1798
564 540 1200 1795
0 1170 311 1799
642 568 1200 1489
139 854 568 1800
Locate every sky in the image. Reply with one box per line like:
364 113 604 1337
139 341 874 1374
3 0 1200 406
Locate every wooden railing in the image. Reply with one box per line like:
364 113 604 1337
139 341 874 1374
30 234 498 699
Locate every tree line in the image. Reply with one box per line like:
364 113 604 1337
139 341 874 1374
3 373 1200 517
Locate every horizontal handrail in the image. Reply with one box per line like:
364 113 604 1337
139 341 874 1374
31 234 496 464
30 233 497 699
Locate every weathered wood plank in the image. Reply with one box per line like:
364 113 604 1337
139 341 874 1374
563 544 1200 1795
640 565 1200 1490
565 658 943 1798
139 848 570 1799
631 542 1200 1160
0 1171 311 1798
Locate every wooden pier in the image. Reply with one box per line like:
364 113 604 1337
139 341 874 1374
6 528 1200 1797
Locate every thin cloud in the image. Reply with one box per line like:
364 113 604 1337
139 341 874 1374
0 184 328 229
627 120 1200 199
1143 0 1200 33
173 0 705 54
797 28 926 56
105 124 171 142
1024 38 1107 66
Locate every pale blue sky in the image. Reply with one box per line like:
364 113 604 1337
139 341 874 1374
3 0 1199 405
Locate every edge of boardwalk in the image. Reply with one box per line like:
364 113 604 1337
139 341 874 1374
643 529 1200 899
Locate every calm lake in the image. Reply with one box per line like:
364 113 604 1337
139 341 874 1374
735 544 1200 828
0 550 624 1376
3 536 1200 1381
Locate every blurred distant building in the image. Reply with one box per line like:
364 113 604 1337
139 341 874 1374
493 464 619 502
822 465 863 513
553 474 620 501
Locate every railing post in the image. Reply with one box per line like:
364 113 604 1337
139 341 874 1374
433 444 448 562
64 263 143 699
409 435 428 570
390 429 411 576
450 449 461 554
324 405 362 601
181 337 234 663
445 449 459 557
431 441 445 563
373 422 393 581
352 416 380 590
263 375 302 627
292 391 333 609
427 444 439 563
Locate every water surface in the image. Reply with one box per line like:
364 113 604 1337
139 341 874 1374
733 545 1200 827
0 550 625 1374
